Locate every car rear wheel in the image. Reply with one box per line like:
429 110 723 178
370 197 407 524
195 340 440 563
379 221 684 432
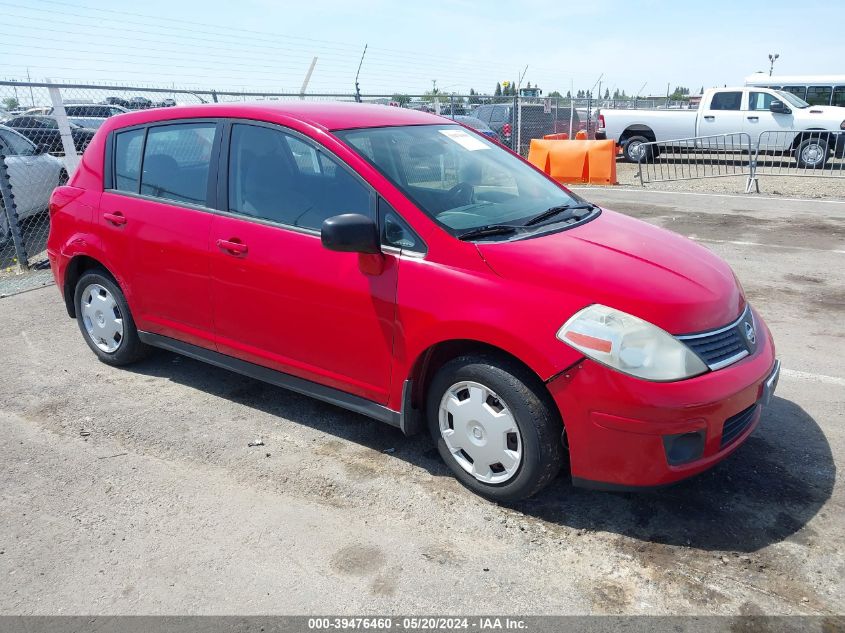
427 354 564 502
622 135 655 163
795 137 829 169
74 270 149 366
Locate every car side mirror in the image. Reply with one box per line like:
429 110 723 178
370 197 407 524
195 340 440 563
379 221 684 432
770 100 791 114
321 214 381 254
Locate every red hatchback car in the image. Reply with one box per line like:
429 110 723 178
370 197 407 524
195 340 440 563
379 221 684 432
47 103 779 501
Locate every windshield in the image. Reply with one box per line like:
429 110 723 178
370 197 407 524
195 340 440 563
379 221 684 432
777 91 810 108
335 124 582 234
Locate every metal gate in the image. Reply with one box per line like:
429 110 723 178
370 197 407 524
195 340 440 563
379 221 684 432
636 133 754 191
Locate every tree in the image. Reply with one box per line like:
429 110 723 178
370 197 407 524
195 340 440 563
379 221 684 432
494 82 502 97
468 88 481 105
669 86 690 100
699 86 704 94
548 90 562 98
566 90 571 99
391 93 410 106
604 88 610 99
2 97 19 111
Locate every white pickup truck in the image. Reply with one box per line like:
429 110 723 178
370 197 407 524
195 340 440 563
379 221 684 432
598 87 845 167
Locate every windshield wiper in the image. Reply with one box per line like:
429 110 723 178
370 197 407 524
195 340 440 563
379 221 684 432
523 203 597 227
457 224 522 241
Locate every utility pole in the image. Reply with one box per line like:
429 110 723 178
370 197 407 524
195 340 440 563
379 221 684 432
354 44 367 103
768 53 780 76
26 68 35 106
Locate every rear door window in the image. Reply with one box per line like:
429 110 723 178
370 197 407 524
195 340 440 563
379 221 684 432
709 92 742 110
140 123 217 205
834 86 845 108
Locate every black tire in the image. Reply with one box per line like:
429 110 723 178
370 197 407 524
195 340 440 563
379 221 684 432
795 137 829 169
622 135 655 163
426 354 564 502
74 269 150 366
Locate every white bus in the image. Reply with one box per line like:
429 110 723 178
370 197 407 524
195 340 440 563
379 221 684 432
744 73 845 107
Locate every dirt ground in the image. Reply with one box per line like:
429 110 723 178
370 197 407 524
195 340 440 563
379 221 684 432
607 161 845 199
0 190 843 616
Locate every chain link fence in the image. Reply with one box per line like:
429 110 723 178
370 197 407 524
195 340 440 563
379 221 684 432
2 79 842 296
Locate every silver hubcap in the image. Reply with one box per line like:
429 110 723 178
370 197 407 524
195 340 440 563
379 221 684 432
801 143 824 165
628 141 645 161
438 381 523 484
80 283 124 353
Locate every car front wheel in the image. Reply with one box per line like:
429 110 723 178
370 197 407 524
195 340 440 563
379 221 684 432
427 354 564 502
795 137 829 169
74 270 149 366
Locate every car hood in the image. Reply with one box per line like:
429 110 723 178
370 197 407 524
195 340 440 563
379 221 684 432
802 105 845 118
477 209 745 335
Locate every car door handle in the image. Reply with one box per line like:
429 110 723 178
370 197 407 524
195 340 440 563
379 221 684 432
704 115 715 120
216 238 248 255
103 211 127 226
747 116 759 121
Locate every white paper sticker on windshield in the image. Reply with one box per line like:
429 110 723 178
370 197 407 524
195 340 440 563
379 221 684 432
439 128 490 151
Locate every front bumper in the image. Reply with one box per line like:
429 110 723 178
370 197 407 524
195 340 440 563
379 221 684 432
547 309 778 488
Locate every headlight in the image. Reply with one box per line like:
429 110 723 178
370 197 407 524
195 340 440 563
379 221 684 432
557 305 708 381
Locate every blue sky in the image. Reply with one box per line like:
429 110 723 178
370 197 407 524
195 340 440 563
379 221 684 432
2 0 843 96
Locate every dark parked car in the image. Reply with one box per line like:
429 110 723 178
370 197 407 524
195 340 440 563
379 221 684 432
22 104 127 118
127 97 153 110
474 103 580 149
104 97 130 108
450 115 497 140
3 115 96 154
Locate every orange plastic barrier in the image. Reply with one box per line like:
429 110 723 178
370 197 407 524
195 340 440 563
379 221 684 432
527 139 617 185
543 132 569 140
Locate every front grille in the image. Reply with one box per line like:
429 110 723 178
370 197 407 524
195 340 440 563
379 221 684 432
683 327 747 367
678 306 756 371
721 404 758 448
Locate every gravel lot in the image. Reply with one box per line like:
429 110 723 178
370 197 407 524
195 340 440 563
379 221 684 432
606 161 845 198
0 190 843 616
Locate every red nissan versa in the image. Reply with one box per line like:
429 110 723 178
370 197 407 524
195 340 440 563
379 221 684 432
47 103 780 501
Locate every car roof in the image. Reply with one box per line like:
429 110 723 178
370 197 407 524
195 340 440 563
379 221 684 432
104 101 449 132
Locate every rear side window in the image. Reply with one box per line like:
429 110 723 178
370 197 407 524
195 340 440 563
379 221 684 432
114 128 145 192
0 129 36 156
474 106 491 123
781 86 807 100
806 86 832 106
140 123 216 205
709 92 742 111
227 123 370 231
834 86 845 108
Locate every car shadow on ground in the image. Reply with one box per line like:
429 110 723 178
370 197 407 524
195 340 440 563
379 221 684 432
130 351 834 553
